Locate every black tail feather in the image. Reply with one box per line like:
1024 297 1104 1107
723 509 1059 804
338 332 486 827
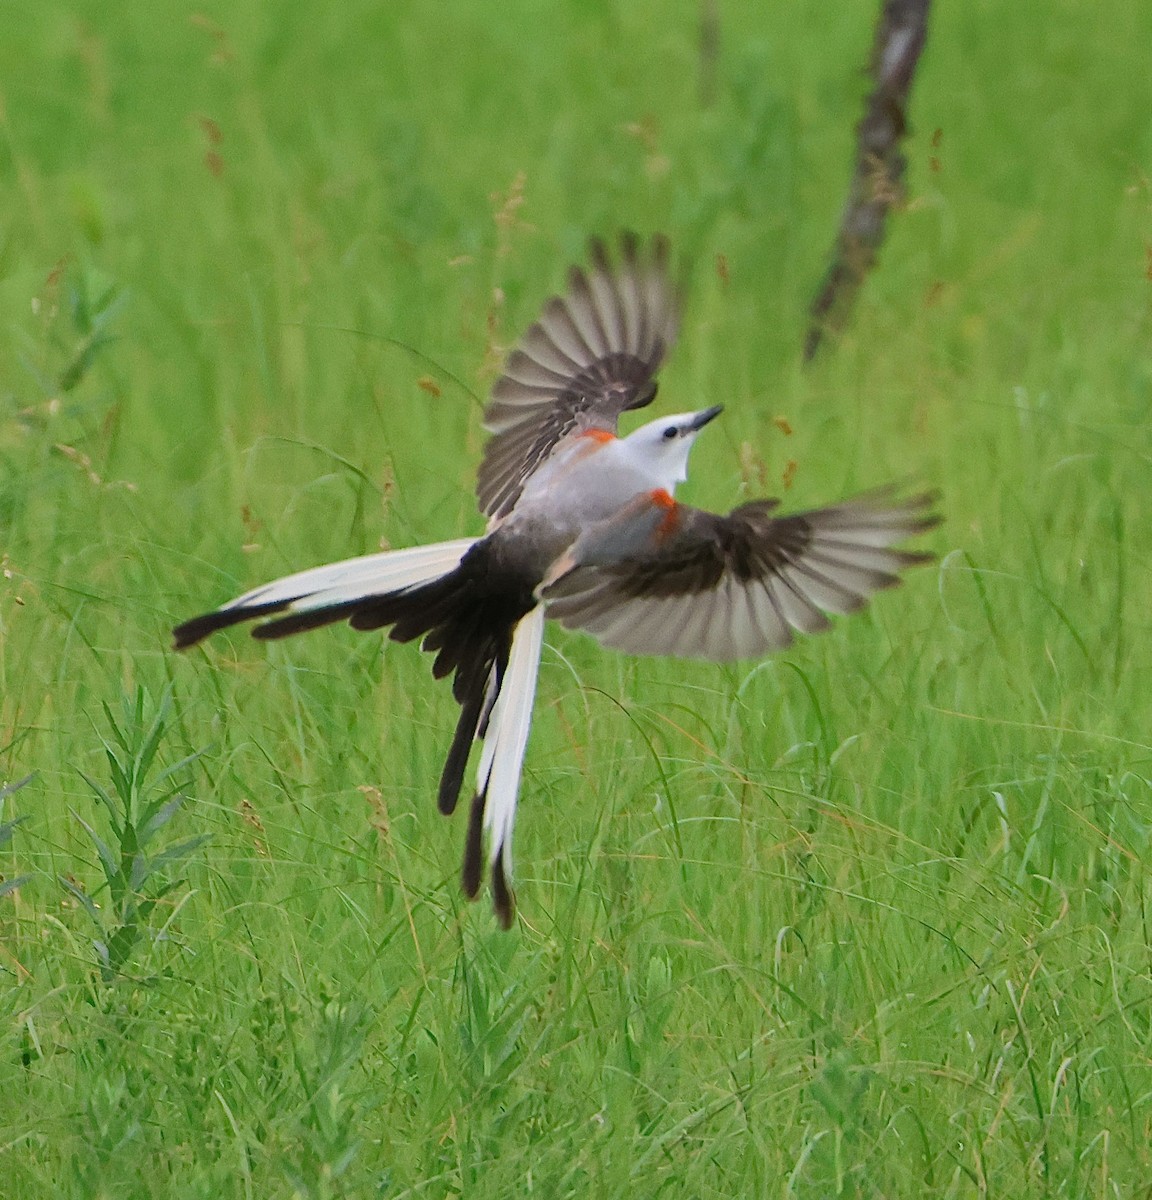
173 601 290 649
348 575 466 634
439 688 486 815
250 601 362 640
461 789 487 898
492 846 515 930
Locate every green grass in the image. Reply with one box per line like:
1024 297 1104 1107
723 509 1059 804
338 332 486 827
2 1 1152 1195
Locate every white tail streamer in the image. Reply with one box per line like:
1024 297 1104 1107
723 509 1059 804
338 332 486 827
220 538 477 615
477 605 546 873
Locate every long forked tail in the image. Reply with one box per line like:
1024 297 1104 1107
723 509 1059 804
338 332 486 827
174 536 544 925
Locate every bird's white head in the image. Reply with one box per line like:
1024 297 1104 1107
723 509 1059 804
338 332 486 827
619 405 723 491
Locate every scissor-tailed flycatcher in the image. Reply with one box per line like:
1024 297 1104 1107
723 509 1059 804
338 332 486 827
174 234 938 927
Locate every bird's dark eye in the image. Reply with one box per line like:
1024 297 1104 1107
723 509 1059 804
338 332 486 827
662 426 678 440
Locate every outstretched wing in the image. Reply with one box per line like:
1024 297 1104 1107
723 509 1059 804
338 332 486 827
477 232 680 521
541 488 940 661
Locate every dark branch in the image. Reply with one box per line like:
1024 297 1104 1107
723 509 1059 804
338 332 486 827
804 0 931 361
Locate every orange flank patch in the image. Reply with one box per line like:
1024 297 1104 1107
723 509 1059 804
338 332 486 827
580 428 616 443
648 488 681 539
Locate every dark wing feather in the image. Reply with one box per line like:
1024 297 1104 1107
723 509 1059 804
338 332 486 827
477 233 680 520
542 488 940 661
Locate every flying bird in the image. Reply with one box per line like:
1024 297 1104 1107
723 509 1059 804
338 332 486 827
174 234 938 928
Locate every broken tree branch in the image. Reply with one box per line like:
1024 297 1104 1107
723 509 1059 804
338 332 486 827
804 0 931 361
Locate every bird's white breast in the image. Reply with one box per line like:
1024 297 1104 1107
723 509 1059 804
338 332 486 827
511 434 663 531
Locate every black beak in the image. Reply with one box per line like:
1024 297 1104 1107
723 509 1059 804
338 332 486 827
689 405 723 431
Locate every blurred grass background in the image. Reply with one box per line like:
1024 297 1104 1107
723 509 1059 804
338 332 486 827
1 1 1151 1195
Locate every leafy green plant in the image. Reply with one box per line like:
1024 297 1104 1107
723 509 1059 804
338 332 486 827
15 264 126 400
62 687 208 981
57 268 125 394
